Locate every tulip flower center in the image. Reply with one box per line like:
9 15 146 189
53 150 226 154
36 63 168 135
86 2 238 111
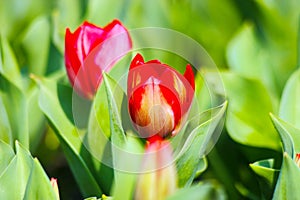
129 77 180 138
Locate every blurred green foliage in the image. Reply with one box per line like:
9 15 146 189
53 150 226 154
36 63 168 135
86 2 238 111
0 0 299 199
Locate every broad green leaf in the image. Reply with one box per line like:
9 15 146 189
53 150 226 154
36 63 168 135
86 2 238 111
214 72 280 150
35 76 102 197
272 153 300 200
270 114 300 157
167 181 226 200
279 69 300 129
0 140 59 199
149 0 241 67
175 102 227 187
0 141 33 199
20 16 50 76
227 3 297 101
0 140 15 175
0 73 28 148
23 158 57 200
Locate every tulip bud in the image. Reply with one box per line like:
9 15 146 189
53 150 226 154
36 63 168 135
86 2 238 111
135 138 177 200
296 153 300 167
65 20 132 99
50 178 60 200
128 54 195 139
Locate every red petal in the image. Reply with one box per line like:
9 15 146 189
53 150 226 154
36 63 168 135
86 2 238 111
130 53 144 69
183 64 195 91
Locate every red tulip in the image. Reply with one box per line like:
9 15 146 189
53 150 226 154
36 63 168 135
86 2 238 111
135 137 177 200
296 153 300 167
65 20 132 99
127 53 195 139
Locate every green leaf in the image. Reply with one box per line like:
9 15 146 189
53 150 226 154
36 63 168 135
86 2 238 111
103 73 126 147
20 16 50 76
166 181 226 200
27 87 46 152
0 73 28 148
86 0 127 25
0 140 58 199
23 158 57 200
272 153 300 199
227 12 297 102
35 76 102 197
279 69 300 129
214 72 280 150
250 159 278 185
0 140 15 175
0 36 22 89
175 101 227 187
51 0 83 53
103 73 140 200
0 98 12 145
111 136 143 200
270 114 300 157
250 159 279 199
0 141 33 199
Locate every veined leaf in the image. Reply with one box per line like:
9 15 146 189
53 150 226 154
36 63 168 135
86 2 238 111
174 101 227 187
35 76 102 197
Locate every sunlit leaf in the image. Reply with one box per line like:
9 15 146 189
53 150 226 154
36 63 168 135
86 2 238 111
0 141 33 199
23 158 57 200
209 72 281 150
0 140 15 175
167 181 226 200
279 69 300 129
271 114 300 157
272 153 300 199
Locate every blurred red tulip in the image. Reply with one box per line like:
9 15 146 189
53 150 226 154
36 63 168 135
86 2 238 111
135 138 177 200
65 20 132 99
50 178 60 199
128 53 195 139
296 153 300 167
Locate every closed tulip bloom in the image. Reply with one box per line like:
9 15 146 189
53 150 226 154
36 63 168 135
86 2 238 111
65 20 132 99
127 53 195 139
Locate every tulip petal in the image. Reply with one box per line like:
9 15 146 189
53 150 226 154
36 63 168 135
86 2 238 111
183 64 195 91
64 20 132 99
127 54 195 138
130 53 145 69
